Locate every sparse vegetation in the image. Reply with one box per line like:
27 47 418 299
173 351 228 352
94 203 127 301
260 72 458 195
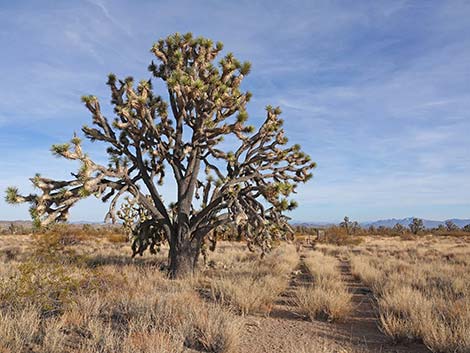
294 251 352 321
209 243 298 315
0 235 241 353
1 225 469 352
350 237 470 353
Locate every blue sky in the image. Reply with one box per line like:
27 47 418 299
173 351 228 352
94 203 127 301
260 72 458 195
0 0 469 223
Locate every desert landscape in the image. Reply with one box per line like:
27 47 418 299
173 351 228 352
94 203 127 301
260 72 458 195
0 225 469 353
1 2 469 353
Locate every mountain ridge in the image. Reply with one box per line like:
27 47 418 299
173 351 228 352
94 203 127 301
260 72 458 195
1 218 470 229
293 217 470 228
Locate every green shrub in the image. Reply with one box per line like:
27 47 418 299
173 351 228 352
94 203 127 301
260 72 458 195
0 260 94 316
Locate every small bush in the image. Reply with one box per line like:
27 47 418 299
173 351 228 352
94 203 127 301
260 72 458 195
0 260 94 316
294 284 352 321
0 307 41 352
36 224 89 247
295 252 352 321
399 233 416 241
319 227 364 246
208 244 298 315
210 275 283 315
106 233 129 243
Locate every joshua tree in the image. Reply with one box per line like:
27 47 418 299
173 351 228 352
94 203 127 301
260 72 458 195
339 216 359 235
339 216 351 234
463 224 470 233
5 33 315 278
377 225 388 234
392 223 405 235
7 222 18 235
351 221 360 234
444 220 459 232
409 217 424 235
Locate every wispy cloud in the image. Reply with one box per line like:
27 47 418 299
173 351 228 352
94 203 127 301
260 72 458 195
0 0 469 222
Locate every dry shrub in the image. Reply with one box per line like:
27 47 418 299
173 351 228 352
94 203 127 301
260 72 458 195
350 256 383 293
349 239 470 353
294 252 352 321
294 283 352 321
183 299 240 353
106 233 129 243
0 260 94 316
0 307 41 352
210 274 283 315
378 286 430 341
36 224 89 247
209 243 298 315
303 252 340 281
0 231 96 318
421 301 470 353
0 237 244 353
399 233 416 241
320 227 364 246
0 259 240 353
109 288 240 353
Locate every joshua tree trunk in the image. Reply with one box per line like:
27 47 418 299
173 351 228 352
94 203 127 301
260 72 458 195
168 223 201 278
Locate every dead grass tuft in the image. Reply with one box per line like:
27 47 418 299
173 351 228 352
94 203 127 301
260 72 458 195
0 237 241 353
208 243 298 315
349 236 470 353
294 252 352 321
106 233 129 243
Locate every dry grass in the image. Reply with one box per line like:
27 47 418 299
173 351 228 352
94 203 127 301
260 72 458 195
349 236 470 353
2 231 469 353
106 233 129 243
0 236 241 353
294 252 352 321
208 243 299 315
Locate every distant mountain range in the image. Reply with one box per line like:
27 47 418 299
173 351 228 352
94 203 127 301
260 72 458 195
0 220 105 229
0 220 33 228
362 218 470 229
293 218 470 229
2 218 470 230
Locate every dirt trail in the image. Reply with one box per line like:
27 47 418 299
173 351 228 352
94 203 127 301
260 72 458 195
239 248 431 353
332 256 430 352
240 253 353 352
334 256 385 344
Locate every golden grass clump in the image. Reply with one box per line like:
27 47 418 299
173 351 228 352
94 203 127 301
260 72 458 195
210 274 284 315
0 307 42 352
294 252 352 321
106 233 129 243
208 243 299 315
377 286 430 341
0 236 241 353
349 236 470 353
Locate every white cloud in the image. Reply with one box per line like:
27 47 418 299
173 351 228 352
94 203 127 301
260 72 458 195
1 0 470 221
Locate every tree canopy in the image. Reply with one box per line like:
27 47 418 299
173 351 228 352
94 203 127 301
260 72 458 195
6 33 315 277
